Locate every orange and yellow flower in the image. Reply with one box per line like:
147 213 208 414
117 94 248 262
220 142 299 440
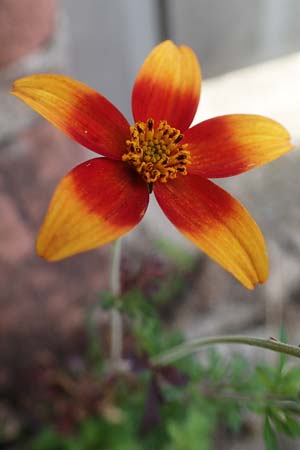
11 41 293 289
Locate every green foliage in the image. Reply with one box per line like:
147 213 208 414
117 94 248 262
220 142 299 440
166 405 215 450
31 417 140 450
254 358 300 446
250 328 300 448
25 263 300 450
263 417 279 450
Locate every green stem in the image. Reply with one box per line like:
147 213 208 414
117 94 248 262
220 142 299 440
109 239 123 368
151 335 300 367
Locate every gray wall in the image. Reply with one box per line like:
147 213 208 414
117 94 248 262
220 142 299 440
168 0 300 77
64 0 300 118
63 0 160 119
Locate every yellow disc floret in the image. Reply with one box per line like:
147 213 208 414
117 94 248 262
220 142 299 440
122 119 190 186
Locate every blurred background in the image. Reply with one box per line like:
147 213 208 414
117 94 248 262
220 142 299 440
0 1 300 448
64 0 300 118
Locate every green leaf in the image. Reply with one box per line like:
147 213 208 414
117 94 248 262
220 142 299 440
271 410 300 437
281 367 300 391
30 428 64 450
99 290 119 310
166 405 215 450
256 365 276 388
263 417 279 450
224 404 243 433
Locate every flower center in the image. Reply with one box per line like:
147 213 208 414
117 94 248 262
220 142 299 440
122 119 190 188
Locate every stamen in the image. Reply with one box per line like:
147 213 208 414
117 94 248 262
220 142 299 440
147 119 153 131
122 119 190 185
174 134 183 144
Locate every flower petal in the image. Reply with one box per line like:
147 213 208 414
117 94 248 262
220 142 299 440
186 114 293 178
37 158 149 261
154 175 268 289
11 74 130 159
132 40 201 132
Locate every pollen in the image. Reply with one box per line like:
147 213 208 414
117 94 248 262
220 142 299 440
122 119 190 185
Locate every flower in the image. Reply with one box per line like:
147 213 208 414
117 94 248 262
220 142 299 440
11 41 293 289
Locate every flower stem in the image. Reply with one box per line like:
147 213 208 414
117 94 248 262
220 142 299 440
151 335 300 367
109 239 123 369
